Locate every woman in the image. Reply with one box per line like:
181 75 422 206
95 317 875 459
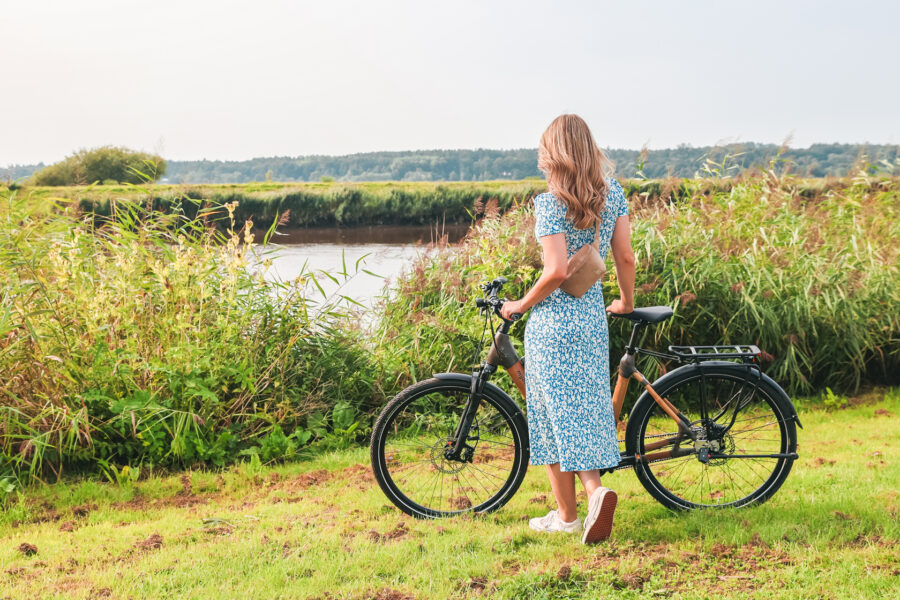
500 114 635 544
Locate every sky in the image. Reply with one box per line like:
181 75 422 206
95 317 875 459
2 0 898 166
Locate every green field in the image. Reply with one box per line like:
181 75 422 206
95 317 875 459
1 390 896 599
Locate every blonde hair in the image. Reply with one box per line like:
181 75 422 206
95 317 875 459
537 114 615 229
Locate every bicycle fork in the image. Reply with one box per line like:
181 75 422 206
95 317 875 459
446 329 525 462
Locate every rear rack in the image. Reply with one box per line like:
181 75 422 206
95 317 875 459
668 344 761 363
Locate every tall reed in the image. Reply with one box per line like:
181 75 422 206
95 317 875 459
374 173 899 405
0 189 377 482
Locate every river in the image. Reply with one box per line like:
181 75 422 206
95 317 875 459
252 224 470 310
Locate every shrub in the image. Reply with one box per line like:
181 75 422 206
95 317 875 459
30 146 166 186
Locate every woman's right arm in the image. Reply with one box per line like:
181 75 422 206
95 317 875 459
607 214 635 314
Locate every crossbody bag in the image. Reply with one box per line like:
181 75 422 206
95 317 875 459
559 220 605 297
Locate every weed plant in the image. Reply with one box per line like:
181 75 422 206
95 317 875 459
375 172 899 407
0 190 378 482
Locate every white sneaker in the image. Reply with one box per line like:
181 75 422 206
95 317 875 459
528 510 582 534
582 487 617 544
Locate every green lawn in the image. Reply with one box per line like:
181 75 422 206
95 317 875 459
1 390 897 599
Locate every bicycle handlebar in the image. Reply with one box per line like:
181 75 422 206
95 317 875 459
478 277 522 322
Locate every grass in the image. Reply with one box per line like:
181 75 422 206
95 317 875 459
13 176 884 229
0 188 380 482
376 171 899 402
19 180 551 228
1 388 897 599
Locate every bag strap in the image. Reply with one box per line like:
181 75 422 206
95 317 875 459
591 219 600 250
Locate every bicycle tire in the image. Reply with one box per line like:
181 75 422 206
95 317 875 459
370 377 529 519
627 363 797 510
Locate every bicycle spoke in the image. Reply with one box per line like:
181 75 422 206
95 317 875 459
374 383 523 517
638 372 791 508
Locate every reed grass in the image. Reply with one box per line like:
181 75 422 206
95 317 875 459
375 171 899 405
15 177 875 230
0 189 379 482
3 170 896 482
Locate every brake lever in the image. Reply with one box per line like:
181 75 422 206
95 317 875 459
493 297 523 322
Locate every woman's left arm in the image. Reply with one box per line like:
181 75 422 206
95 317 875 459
499 232 567 319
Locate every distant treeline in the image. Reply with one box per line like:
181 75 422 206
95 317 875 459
6 143 898 184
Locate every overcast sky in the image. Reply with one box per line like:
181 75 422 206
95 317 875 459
2 0 898 165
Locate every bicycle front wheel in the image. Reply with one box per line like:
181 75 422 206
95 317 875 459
629 365 798 510
369 377 529 519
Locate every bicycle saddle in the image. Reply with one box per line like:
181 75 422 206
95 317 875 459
610 305 674 324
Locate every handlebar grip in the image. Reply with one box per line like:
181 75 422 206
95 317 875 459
510 313 523 321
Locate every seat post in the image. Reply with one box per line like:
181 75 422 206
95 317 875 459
624 322 644 355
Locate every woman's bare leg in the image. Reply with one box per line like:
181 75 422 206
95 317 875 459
546 463 578 522
576 469 603 499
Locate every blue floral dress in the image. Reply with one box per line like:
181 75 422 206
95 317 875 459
524 179 629 472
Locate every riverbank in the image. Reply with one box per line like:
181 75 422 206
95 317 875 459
12 176 883 229
2 172 897 483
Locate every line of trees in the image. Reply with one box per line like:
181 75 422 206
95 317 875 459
154 143 900 182
5 143 897 185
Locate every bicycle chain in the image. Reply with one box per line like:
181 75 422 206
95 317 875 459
617 431 680 444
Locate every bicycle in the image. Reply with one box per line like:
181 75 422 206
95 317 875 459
370 277 800 518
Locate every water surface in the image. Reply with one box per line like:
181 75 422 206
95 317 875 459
254 224 469 310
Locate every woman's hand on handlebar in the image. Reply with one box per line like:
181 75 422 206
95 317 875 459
500 298 526 321
606 298 634 315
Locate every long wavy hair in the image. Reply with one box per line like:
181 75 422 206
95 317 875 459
537 114 615 229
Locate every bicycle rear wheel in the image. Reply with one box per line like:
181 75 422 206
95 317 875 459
369 377 529 519
628 365 797 510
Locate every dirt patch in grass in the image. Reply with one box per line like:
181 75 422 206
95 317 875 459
450 496 473 509
133 533 164 552
282 469 332 491
612 571 649 591
72 503 97 518
460 576 489 594
371 590 417 600
179 474 193 496
204 525 234 536
17 542 38 556
59 520 75 532
29 503 61 524
111 489 212 512
342 463 376 490
569 539 795 595
174 494 209 508
367 522 410 543
309 589 418 600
